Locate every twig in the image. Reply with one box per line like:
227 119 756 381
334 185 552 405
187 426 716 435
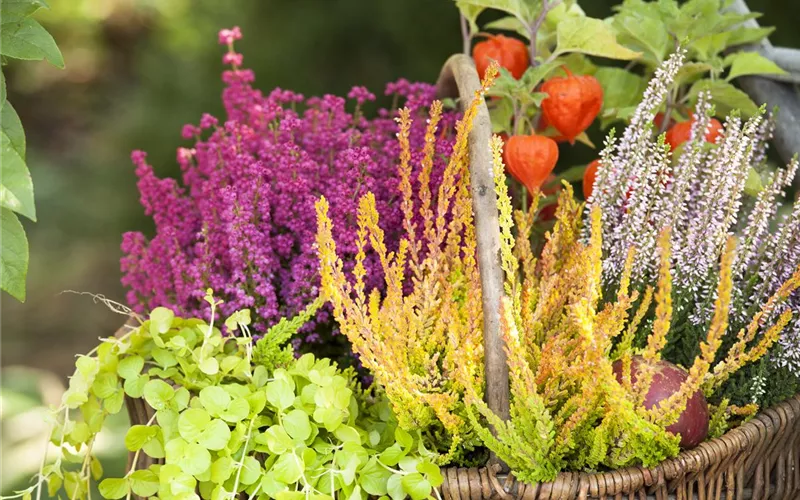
528 0 562 66
460 13 471 56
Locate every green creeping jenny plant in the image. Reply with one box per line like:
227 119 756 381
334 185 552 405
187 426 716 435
5 291 443 500
1 0 64 301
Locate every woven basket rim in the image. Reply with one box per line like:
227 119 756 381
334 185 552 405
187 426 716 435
440 394 800 491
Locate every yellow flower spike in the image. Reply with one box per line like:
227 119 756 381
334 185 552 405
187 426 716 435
649 236 736 427
313 84 492 464
635 228 673 404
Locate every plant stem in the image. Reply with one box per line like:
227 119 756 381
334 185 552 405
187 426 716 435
460 13 470 55
528 0 562 67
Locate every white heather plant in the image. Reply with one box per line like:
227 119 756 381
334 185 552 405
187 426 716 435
3 292 443 500
587 49 800 407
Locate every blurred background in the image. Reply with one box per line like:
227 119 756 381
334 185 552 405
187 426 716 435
1 0 798 494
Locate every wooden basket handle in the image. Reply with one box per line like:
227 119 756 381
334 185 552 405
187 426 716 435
435 55 511 435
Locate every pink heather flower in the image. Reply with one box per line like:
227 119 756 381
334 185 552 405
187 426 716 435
222 52 243 66
218 26 242 45
199 113 218 129
181 124 200 139
121 31 458 365
347 86 376 105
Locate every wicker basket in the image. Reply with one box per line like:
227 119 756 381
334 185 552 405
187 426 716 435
121 55 800 499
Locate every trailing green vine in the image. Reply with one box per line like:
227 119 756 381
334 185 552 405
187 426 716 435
3 291 443 500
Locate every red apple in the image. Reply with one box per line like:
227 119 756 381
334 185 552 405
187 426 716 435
612 356 709 449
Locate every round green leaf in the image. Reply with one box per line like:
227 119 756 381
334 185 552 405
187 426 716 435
98 478 129 500
143 379 174 410
401 472 432 500
150 307 175 334
117 355 144 380
130 469 159 497
266 379 295 411
210 456 234 484
220 397 250 423
270 453 302 484
263 425 294 455
125 425 158 451
180 442 211 476
283 409 312 442
199 386 231 416
239 455 262 486
198 419 231 451
178 408 211 442
358 457 390 496
199 356 219 375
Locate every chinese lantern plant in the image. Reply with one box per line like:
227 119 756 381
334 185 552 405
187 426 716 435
453 0 641 213
462 139 800 482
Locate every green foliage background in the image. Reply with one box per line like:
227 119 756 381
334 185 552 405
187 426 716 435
1 0 799 493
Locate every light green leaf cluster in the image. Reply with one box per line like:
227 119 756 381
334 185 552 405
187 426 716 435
1 0 63 301
602 0 781 125
6 296 442 500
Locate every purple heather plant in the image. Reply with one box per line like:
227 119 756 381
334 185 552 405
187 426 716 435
587 49 800 406
120 28 458 356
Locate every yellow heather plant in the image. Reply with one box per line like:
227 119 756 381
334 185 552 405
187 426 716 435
464 136 800 482
315 64 500 464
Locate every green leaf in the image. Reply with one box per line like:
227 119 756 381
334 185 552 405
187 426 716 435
691 32 731 60
1 71 6 106
220 397 250 422
198 419 231 451
283 409 312 441
378 444 406 466
210 456 234 484
98 478 129 500
180 442 211 476
725 51 786 81
142 431 165 458
240 455 263 485
359 457 391 496
1 101 35 221
199 356 219 375
104 388 125 414
92 372 118 399
117 355 144 379
334 425 361 444
2 1 49 23
457 0 535 24
745 167 763 196
386 475 404 500
520 59 564 89
199 386 231 416
271 453 302 484
455 2 486 36
483 16 529 39
150 307 175 335
688 79 759 117
125 425 159 451
554 16 641 60
263 425 294 454
129 469 159 497
594 67 646 127
395 427 413 450
726 26 775 47
401 473 432 500
178 408 211 442
612 8 669 64
0 17 64 68
417 461 443 487
143 379 174 410
266 379 295 411
123 374 149 398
